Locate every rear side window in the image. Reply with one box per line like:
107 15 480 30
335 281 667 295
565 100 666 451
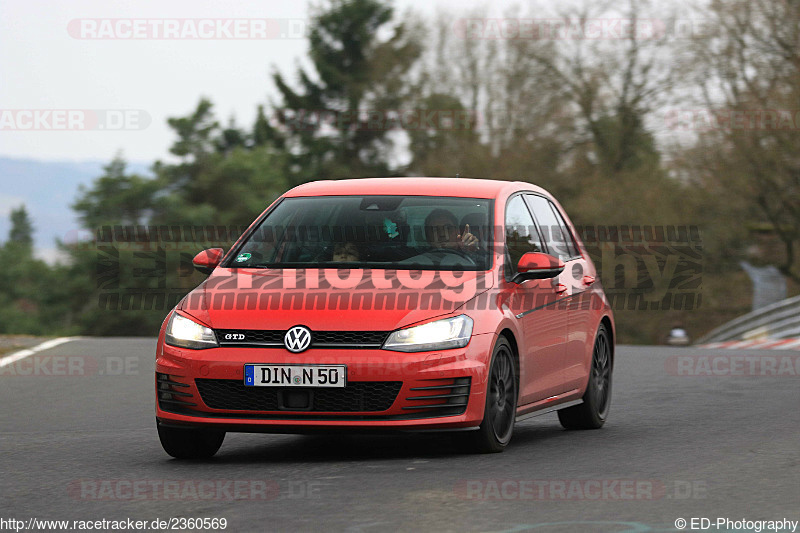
524 194 579 260
504 195 544 275
549 203 580 258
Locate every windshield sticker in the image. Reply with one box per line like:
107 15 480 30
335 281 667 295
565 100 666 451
235 252 252 263
383 218 399 239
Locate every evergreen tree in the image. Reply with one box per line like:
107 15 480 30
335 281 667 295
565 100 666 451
8 205 34 251
271 0 422 184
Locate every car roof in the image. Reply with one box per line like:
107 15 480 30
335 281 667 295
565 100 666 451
284 177 548 199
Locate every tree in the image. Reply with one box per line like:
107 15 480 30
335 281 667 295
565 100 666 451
73 156 159 230
0 206 77 335
149 101 287 228
683 0 800 281
521 0 675 176
407 6 579 199
8 205 34 252
64 105 290 336
271 0 422 183
253 105 283 149
405 93 489 177
410 2 686 222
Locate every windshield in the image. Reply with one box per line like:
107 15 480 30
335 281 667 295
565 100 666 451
225 195 494 270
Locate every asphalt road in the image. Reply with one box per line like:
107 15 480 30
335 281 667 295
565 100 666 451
1 338 798 532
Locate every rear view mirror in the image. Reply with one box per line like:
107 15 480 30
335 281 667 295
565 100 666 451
192 248 224 275
512 252 565 283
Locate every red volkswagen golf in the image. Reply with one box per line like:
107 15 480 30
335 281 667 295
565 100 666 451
155 178 614 457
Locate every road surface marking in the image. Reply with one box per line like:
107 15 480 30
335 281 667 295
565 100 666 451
0 337 80 368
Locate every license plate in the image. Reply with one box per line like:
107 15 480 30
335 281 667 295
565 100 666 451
244 364 347 388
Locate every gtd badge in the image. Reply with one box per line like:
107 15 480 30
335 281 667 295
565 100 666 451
284 326 312 353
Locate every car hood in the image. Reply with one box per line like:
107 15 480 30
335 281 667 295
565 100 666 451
178 267 495 332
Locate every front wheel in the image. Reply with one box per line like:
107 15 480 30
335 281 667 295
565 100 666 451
157 422 225 459
558 323 612 430
467 337 518 453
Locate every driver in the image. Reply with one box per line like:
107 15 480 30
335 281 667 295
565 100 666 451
424 209 479 252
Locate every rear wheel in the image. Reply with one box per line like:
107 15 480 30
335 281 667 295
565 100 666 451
157 422 225 459
468 337 517 453
558 323 612 430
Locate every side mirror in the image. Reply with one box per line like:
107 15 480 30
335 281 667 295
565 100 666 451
511 252 565 283
192 248 224 275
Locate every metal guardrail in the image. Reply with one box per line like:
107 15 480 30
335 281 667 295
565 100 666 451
696 294 800 344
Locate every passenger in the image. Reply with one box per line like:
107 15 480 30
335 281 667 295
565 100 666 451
331 242 360 262
424 209 479 252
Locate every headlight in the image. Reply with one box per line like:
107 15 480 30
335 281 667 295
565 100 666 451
383 315 473 352
165 313 218 349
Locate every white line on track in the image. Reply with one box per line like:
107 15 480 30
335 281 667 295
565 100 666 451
0 337 81 368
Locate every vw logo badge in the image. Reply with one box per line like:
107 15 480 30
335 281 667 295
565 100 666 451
284 326 312 353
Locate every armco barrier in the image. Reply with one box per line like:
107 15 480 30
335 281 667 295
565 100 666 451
696 294 800 344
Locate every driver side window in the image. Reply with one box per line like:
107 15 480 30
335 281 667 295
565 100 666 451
505 196 543 277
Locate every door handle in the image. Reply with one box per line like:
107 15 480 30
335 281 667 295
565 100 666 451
554 283 568 294
582 275 595 286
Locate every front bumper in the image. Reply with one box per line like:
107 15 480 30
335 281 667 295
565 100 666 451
155 333 495 432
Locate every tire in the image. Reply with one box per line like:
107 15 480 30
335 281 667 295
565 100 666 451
157 422 225 459
468 337 518 453
558 323 612 430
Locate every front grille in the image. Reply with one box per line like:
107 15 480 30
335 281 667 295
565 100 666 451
402 377 471 417
156 373 197 410
216 329 390 348
195 379 402 412
314 331 389 345
220 330 284 344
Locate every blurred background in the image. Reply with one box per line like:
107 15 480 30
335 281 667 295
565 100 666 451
1 0 798 344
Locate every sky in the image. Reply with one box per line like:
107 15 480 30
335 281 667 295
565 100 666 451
0 0 493 165
0 0 703 261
